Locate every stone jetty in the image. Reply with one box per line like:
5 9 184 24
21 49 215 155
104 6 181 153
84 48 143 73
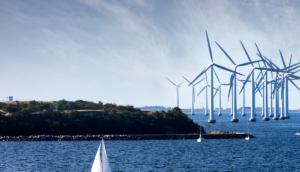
0 133 255 141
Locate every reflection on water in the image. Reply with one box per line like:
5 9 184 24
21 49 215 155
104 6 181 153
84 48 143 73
1 112 300 171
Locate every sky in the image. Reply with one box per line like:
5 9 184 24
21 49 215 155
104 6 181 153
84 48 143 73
1 0 300 109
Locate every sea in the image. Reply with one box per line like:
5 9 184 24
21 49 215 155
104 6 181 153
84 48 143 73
1 112 300 171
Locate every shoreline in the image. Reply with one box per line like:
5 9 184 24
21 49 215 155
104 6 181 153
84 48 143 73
0 133 256 141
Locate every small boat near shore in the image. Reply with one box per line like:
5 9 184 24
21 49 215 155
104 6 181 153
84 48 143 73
295 132 300 135
245 118 250 141
197 115 202 142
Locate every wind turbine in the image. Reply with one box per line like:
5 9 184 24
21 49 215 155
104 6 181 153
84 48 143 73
197 83 210 116
182 76 205 115
278 52 300 119
197 72 216 116
216 41 261 122
237 79 251 116
213 69 230 116
238 41 279 122
255 44 271 121
261 52 300 120
166 78 184 108
189 30 244 123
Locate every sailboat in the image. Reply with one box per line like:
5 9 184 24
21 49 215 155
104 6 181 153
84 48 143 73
245 118 250 140
91 139 112 172
197 114 202 142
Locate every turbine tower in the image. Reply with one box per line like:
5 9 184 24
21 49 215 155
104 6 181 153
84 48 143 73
182 76 205 115
237 79 250 116
189 30 244 123
166 78 184 108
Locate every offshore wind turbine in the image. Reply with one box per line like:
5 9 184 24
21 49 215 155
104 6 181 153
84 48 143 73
261 53 300 120
278 52 300 119
237 79 250 116
197 72 218 116
182 76 205 115
166 78 184 108
189 30 244 123
238 41 276 122
251 51 299 120
197 83 210 116
213 69 230 116
216 41 261 122
257 82 265 117
255 44 271 121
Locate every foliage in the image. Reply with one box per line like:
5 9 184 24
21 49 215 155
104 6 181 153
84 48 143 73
0 102 203 135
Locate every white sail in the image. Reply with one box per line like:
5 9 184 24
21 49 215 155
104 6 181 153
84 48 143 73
101 140 112 172
91 143 102 172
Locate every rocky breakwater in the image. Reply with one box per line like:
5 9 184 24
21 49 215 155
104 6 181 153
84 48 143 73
0 133 256 141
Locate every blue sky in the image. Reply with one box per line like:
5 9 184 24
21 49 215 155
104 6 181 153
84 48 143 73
1 0 300 109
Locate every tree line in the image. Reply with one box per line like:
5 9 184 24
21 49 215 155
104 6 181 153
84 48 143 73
0 100 204 136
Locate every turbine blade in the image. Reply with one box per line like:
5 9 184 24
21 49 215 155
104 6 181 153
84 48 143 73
215 41 236 65
205 70 208 84
213 86 220 98
255 68 281 72
279 50 287 68
255 71 267 91
182 76 191 84
270 59 273 78
256 70 262 82
189 66 211 86
166 77 177 86
289 79 300 91
256 87 263 97
206 30 213 62
263 56 280 69
213 68 221 83
240 41 253 67
178 81 185 86
214 64 244 76
291 69 300 75
289 74 300 80
261 57 274 69
255 43 267 67
239 70 252 94
286 63 300 72
237 60 262 67
197 86 207 96
194 78 205 86
228 74 234 98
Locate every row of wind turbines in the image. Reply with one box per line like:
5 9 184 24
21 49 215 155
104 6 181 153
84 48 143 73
167 31 300 123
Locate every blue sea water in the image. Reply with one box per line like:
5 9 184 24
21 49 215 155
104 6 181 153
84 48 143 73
1 112 300 171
